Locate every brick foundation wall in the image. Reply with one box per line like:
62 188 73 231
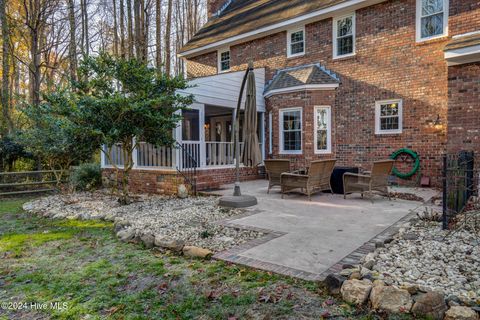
447 62 480 168
184 0 480 186
102 166 262 195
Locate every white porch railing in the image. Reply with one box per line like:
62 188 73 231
206 142 243 167
103 144 125 167
102 141 263 169
136 142 174 168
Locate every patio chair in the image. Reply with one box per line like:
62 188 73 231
264 159 291 193
343 159 395 200
280 159 337 200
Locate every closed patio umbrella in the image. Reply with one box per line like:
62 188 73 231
219 62 258 208
241 68 262 167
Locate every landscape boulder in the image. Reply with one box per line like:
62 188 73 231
324 274 346 295
370 285 413 314
154 236 185 252
117 228 136 242
411 291 448 320
140 234 155 249
177 184 189 199
182 246 213 259
341 279 372 305
444 306 479 320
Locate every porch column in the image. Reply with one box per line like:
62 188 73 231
199 104 206 168
174 109 182 169
260 112 265 161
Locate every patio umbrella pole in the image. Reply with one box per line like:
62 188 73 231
233 66 252 197
219 63 258 208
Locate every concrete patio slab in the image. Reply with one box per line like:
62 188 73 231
210 180 440 280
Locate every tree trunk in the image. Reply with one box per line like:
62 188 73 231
29 29 41 106
112 0 119 56
126 0 133 58
119 0 125 57
155 0 161 72
81 0 89 56
165 0 172 76
67 0 78 83
0 0 13 133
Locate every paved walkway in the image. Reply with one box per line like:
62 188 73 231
210 180 439 281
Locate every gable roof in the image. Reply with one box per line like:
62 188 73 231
179 0 384 57
264 64 340 97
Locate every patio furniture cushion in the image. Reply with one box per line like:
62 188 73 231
280 159 336 200
343 160 394 200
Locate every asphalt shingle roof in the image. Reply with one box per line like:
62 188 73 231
180 0 352 54
265 64 340 94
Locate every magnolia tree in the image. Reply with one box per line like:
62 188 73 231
75 54 193 204
18 94 100 185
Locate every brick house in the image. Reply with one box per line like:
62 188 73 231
102 0 480 194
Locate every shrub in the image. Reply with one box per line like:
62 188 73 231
70 163 102 191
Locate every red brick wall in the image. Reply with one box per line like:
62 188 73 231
186 0 480 185
447 62 480 166
265 90 337 170
102 167 261 195
449 0 480 35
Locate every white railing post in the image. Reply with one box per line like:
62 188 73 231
199 104 206 168
132 137 138 168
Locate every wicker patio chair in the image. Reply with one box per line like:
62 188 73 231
343 159 395 200
280 159 337 200
264 159 291 193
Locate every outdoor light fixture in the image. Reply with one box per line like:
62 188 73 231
426 114 443 130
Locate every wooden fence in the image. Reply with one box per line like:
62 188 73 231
0 170 66 197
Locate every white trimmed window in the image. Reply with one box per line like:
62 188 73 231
314 106 332 154
218 48 230 72
416 0 449 42
279 108 302 154
375 100 403 135
333 13 355 58
268 112 273 154
287 27 305 58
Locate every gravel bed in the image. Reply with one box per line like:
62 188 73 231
372 211 480 305
23 191 264 252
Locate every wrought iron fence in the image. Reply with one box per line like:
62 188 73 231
442 151 478 229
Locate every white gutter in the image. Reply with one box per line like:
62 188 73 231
179 0 386 58
264 84 339 98
445 44 480 66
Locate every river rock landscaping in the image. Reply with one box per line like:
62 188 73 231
326 206 480 319
23 191 263 253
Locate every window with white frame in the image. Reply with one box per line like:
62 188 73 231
333 13 355 58
280 108 302 154
268 112 273 154
314 106 332 154
375 100 403 134
287 28 305 57
417 0 448 41
218 49 230 72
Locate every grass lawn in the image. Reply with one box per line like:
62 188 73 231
0 197 395 320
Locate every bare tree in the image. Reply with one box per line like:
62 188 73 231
119 0 125 57
164 0 172 75
112 0 119 56
67 0 78 82
0 0 13 133
126 0 133 57
155 0 161 71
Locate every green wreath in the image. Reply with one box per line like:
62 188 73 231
389 148 420 179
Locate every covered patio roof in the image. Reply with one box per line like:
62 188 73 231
179 68 266 112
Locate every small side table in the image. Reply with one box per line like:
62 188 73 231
330 166 359 194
